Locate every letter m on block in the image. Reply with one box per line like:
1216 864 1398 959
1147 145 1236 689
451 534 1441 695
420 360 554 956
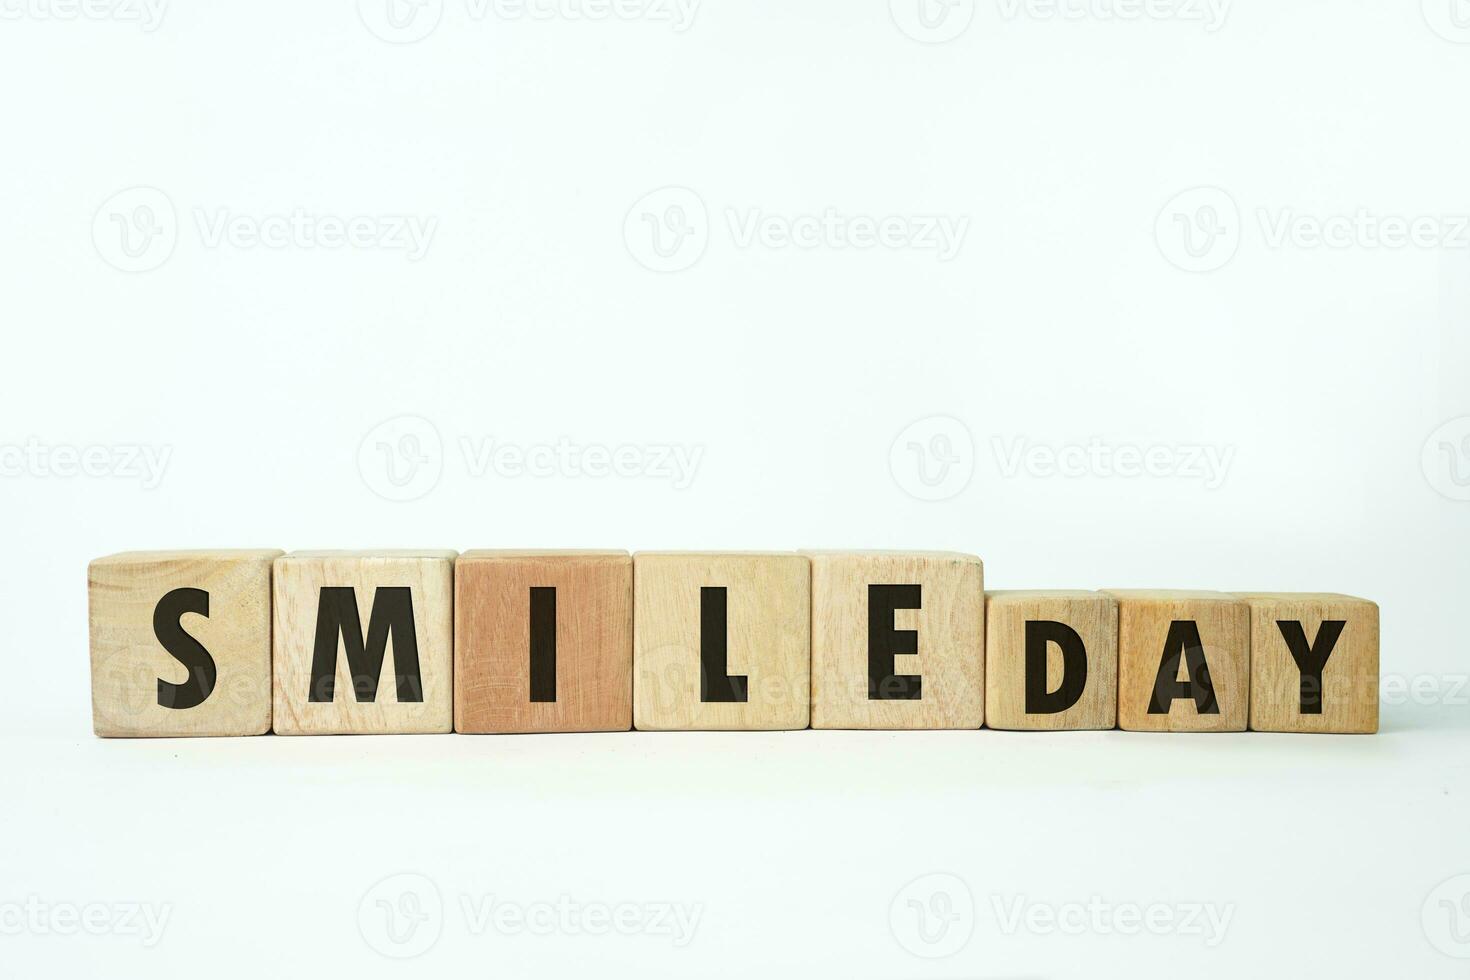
308 587 425 703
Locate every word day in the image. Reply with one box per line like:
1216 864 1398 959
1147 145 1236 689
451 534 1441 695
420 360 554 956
87 550 1378 737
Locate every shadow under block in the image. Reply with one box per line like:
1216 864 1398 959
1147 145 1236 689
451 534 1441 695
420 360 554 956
1242 593 1378 733
985 590 1117 731
633 552 810 731
272 551 455 735
808 551 983 730
1107 590 1249 732
89 550 281 737
454 551 632 733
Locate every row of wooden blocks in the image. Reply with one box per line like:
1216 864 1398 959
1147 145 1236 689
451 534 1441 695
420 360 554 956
87 549 1380 736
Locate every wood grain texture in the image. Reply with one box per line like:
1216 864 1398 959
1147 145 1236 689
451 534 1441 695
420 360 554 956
633 552 809 731
1241 592 1378 733
1107 590 1248 732
88 550 280 737
807 551 983 730
272 551 454 735
985 590 1117 731
455 550 632 733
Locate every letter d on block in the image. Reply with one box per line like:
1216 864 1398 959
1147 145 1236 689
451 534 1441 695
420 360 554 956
985 591 1116 731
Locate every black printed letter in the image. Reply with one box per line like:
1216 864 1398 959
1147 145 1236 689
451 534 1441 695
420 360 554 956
309 586 423 702
153 587 217 710
699 586 747 703
1276 619 1345 714
1024 620 1087 714
1148 620 1219 714
529 587 557 703
869 584 922 700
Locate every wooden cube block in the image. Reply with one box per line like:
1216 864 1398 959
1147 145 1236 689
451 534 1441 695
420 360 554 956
808 551 983 729
88 550 280 737
454 550 632 733
985 590 1117 731
1107 590 1249 732
633 552 809 731
1242 593 1378 733
272 550 455 735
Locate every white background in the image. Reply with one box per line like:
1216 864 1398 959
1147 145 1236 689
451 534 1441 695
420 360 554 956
2 0 1469 976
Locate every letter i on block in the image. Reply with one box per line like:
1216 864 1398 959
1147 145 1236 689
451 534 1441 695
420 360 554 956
1241 593 1378 733
984 591 1117 730
454 551 632 733
89 550 281 736
633 553 810 731
807 551 984 729
272 551 455 734
1107 590 1249 732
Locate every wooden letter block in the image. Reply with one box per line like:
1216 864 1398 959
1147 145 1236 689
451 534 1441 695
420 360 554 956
1108 590 1248 732
633 552 809 731
454 550 632 733
1243 593 1378 733
808 551 983 729
985 590 1117 731
89 550 280 737
273 550 454 735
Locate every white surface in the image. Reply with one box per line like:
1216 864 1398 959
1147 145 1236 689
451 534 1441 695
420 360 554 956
2 0 1469 976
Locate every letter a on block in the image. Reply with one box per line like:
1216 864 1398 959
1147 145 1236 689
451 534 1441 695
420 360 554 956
1106 590 1248 732
273 551 455 734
